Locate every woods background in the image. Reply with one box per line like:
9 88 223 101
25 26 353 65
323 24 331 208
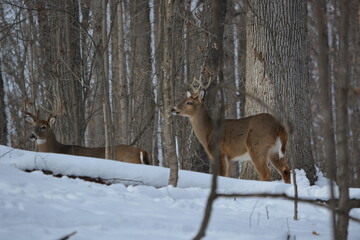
0 0 359 187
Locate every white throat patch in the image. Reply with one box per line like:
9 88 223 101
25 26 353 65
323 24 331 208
36 139 47 145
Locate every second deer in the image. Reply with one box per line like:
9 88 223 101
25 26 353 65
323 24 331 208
23 101 149 165
172 89 290 183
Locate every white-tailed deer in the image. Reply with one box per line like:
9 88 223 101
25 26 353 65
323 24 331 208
171 89 290 183
22 101 149 165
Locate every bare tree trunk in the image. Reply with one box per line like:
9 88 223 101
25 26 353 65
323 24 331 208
161 0 178 186
313 0 337 236
64 0 85 146
200 0 227 174
335 0 351 238
129 0 154 157
117 0 129 145
79 0 91 128
101 0 114 159
110 0 121 145
223 4 237 182
88 0 105 147
171 0 185 170
243 0 317 184
36 0 52 87
111 0 129 145
0 62 7 145
348 0 360 187
153 0 162 166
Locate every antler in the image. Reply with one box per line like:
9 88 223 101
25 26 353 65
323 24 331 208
21 98 39 120
188 74 212 94
40 94 64 120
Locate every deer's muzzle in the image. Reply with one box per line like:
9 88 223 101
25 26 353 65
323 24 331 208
29 133 37 141
171 107 180 115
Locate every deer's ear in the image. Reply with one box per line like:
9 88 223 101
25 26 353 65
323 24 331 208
49 117 56 127
186 91 192 98
24 115 35 125
199 90 206 102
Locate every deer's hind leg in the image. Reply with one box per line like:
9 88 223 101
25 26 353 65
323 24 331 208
269 153 291 184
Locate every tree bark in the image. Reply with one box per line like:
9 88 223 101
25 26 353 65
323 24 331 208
200 0 227 174
243 0 317 184
88 0 105 147
64 0 85 146
101 0 114 159
335 0 351 238
129 0 154 156
111 0 129 145
161 0 178 186
348 0 360 187
0 62 7 145
312 0 337 236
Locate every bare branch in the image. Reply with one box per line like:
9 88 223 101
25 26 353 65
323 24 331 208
217 193 360 224
57 231 77 240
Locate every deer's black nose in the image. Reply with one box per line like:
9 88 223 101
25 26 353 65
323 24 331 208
171 108 179 115
29 133 37 141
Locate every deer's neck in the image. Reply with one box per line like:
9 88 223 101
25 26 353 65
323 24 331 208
37 132 62 153
190 106 213 149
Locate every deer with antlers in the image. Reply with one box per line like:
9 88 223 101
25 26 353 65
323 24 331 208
171 78 291 183
22 97 150 165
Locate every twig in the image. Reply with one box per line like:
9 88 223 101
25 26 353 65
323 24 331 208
249 199 259 227
0 148 16 159
265 205 269 220
57 231 76 240
216 193 360 224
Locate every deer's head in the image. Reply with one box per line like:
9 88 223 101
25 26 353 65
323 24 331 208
172 76 212 118
22 96 63 145
171 90 206 118
24 114 57 144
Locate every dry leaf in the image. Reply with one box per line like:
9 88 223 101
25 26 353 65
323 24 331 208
312 231 320 236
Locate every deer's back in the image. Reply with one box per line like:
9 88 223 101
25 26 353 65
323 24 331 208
115 145 143 164
220 113 284 158
65 145 106 159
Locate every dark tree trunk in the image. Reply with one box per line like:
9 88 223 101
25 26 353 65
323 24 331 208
88 0 105 147
129 0 154 156
0 62 7 145
64 0 85 146
335 0 351 238
243 0 317 184
348 0 360 187
161 0 178 186
313 0 337 236
200 0 227 174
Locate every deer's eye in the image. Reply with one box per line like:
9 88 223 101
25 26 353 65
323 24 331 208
40 126 46 130
186 101 193 105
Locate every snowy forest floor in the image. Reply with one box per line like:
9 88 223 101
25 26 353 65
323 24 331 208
0 145 360 240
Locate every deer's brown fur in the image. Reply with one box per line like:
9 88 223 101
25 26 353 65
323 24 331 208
24 115 149 165
172 90 290 183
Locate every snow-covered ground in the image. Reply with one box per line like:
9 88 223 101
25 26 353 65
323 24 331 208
0 145 359 240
